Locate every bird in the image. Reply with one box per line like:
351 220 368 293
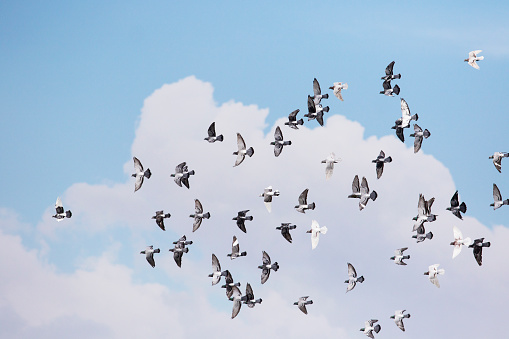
284 109 304 129
170 162 195 189
391 98 418 142
259 186 280 213
412 194 436 231
305 95 328 126
208 254 228 286
469 238 491 266
221 270 241 299
329 82 348 101
294 296 313 315
447 191 467 220
151 210 171 231
233 210 253 233
233 133 254 167
381 61 401 81
189 199 210 232
412 224 434 243
241 283 262 308
465 50 484 69
424 264 444 288
295 188 315 213
306 220 328 250
345 263 364 292
258 251 279 284
321 152 341 180
311 78 329 104
360 319 381 339
450 226 472 259
229 285 243 319
52 197 72 221
489 152 509 173
390 310 410 332
169 242 189 268
140 245 160 268
276 223 297 243
409 124 430 153
350 176 377 210
132 157 151 192
204 122 223 143
380 80 400 96
372 150 392 179
390 247 410 265
227 235 247 259
270 126 291 157
491 183 509 210
172 235 193 247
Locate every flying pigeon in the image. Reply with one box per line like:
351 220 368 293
276 223 297 243
241 283 262 308
381 61 401 81
227 235 247 259
450 226 472 259
260 186 280 212
372 150 392 179
360 319 381 339
412 224 433 243
391 98 418 142
390 247 410 265
189 199 210 232
284 109 304 129
306 220 328 250
258 251 279 284
169 242 189 268
295 188 316 213
321 152 341 180
305 95 328 126
140 245 160 268
204 122 223 143
489 152 509 173
208 253 228 286
380 80 400 96
491 183 509 210
469 238 491 266
349 176 377 210
229 285 243 319
424 264 444 288
409 124 430 153
233 133 254 167
151 210 171 231
221 270 241 299
172 235 193 247
53 197 72 221
311 78 329 105
464 50 484 69
270 126 292 157
132 157 151 192
447 191 467 220
233 210 253 233
294 296 313 315
391 310 410 332
345 263 364 292
329 82 348 101
170 162 195 189
412 194 436 231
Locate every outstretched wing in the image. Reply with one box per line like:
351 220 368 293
347 262 357 278
400 98 411 118
352 175 360 194
236 133 246 151
493 183 502 201
298 189 309 205
385 61 395 75
194 199 203 213
207 122 216 138
274 126 283 141
262 251 271 265
313 78 321 97
133 157 143 172
288 109 299 121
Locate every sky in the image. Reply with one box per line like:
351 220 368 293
1 1 509 338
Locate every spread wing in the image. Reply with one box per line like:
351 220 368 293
274 126 283 141
262 251 271 265
146 252 156 268
316 111 324 126
298 189 309 205
288 109 299 121
413 135 423 153
245 283 254 300
313 78 321 96
212 253 220 272
493 184 502 201
385 61 395 75
194 199 203 213
232 235 240 253
333 85 344 101
175 162 186 173
134 174 144 192
376 161 384 179
207 122 216 137
347 263 357 278
360 177 369 195
236 133 246 151
192 217 202 232
450 191 459 208
400 98 411 118
274 143 283 157
352 175 360 194
382 80 391 90
261 268 271 284
133 156 143 172
307 95 316 113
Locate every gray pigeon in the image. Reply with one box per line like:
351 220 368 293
489 152 509 173
391 98 418 142
170 162 195 189
270 126 291 157
311 78 329 105
229 285 243 319
169 235 192 268
233 210 253 233
276 223 297 243
469 238 490 266
360 319 381 339
140 245 160 268
284 109 304 129
390 247 410 265
304 95 328 126
208 253 228 286
295 188 315 213
204 122 223 143
227 235 247 259
446 191 467 220
490 183 509 210
241 283 262 308
53 197 72 221
372 150 392 179
221 270 241 299
294 296 313 315
132 157 151 192
233 133 254 167
412 194 437 231
257 251 279 284
390 310 410 332
381 61 401 81
380 80 400 96
409 124 430 153
189 199 210 232
412 224 433 243
345 263 364 292
151 210 171 231
349 176 377 210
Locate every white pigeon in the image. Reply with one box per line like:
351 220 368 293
450 226 472 259
391 310 410 332
52 197 72 221
233 133 254 167
360 319 381 339
321 152 341 180
489 152 509 173
140 245 160 268
306 220 328 250
424 264 444 288
329 82 348 101
390 247 410 265
464 50 484 69
259 185 280 212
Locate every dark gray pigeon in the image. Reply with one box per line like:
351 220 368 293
241 283 262 308
381 61 401 81
469 238 490 266
350 176 377 211
170 162 195 189
276 223 297 243
372 150 392 179
221 270 241 299
152 210 171 231
132 157 151 192
380 80 400 96
53 197 72 221
204 122 223 143
284 109 304 129
409 124 430 153
140 245 160 268
227 235 247 259
304 95 328 126
229 285 243 319
412 224 433 243
446 191 467 220
295 188 315 213
169 235 192 268
270 126 291 157
311 78 329 105
258 251 279 284
189 199 210 232
233 210 253 233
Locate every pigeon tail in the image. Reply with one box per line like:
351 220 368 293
183 247 189 253
164 213 171 218
357 276 365 283
423 129 431 138
308 202 316 210
322 93 329 99
153 248 160 253
460 202 467 213
272 262 280 271
65 210 72 218
246 147 255 157
144 169 152 178
370 191 378 201
412 113 418 121
240 251 247 256
426 232 434 240
393 85 400 95
403 255 410 259
246 216 254 221
297 118 304 125
394 73 401 79
504 199 509 206
482 242 491 247
322 106 330 112
384 156 392 163
216 134 224 142
203 212 211 219
374 324 381 333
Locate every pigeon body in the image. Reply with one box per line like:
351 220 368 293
450 226 472 259
170 162 195 189
469 238 490 266
381 61 401 81
329 82 348 101
140 245 160 268
345 263 364 292
360 319 381 339
306 220 328 250
132 157 151 192
227 235 247 259
409 124 430 153
489 152 509 173
233 133 254 167
270 126 291 157
294 296 313 315
391 310 410 332
189 199 210 232
372 150 392 179
491 183 509 210
276 223 297 243
310 78 329 104
390 247 410 265
257 251 279 284
465 50 484 69
447 191 467 219
53 197 72 221
204 122 223 143
284 109 304 129
321 152 341 180
424 264 444 288
208 254 228 286
295 188 315 213
233 210 253 233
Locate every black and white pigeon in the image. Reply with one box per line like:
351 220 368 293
258 251 279 284
221 270 241 298
270 126 291 157
329 82 348 101
170 162 195 189
241 283 262 308
259 186 280 213
284 109 304 129
233 210 253 233
321 152 341 180
409 124 430 153
204 122 223 143
424 264 444 288
372 150 392 179
352 176 378 211
189 199 210 232
305 95 328 126
489 152 509 173
311 78 329 104
227 235 247 259
390 247 410 265
233 133 254 167
229 285 243 319
465 50 484 69
412 224 433 243
132 157 151 192
391 310 410 332
447 191 467 220
276 223 297 243
391 98 418 142
294 296 313 315
345 263 365 292
469 238 491 266
140 245 160 268
172 234 193 247
53 197 72 221
151 210 171 231
208 253 228 286
450 226 472 259
491 183 509 210
295 188 316 213
381 61 401 81
380 80 400 96
412 194 436 231
306 220 328 250
360 319 381 339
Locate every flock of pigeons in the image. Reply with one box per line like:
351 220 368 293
52 50 504 337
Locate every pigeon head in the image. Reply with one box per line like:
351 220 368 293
390 315 395 319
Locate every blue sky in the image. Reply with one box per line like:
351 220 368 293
1 1 509 338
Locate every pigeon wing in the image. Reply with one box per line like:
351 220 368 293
307 95 316 113
352 175 360 194
261 268 270 284
313 78 322 97
400 98 411 117
134 174 144 192
493 184 502 202
385 61 395 75
236 133 246 151
288 109 299 121
347 263 357 278
146 253 156 268
413 135 423 153
262 251 271 265
450 191 459 208
298 189 309 205
194 199 203 213
212 253 221 272
274 126 283 141
274 143 283 157
232 235 240 253
360 177 369 195
175 162 186 174
207 122 216 138
133 157 143 172
376 161 384 179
